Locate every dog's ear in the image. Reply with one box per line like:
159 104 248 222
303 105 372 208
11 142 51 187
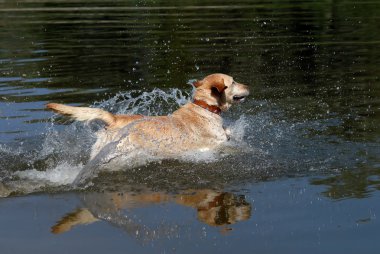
193 80 203 88
211 78 227 93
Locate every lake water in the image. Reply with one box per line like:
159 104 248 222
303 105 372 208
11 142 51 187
0 0 379 253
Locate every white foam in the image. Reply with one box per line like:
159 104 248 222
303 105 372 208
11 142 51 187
179 149 221 163
15 162 83 186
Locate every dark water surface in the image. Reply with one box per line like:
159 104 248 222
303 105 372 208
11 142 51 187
0 0 379 253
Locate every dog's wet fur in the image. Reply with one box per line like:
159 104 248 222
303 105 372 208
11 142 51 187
46 73 250 159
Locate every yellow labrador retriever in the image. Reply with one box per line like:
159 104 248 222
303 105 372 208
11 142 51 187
46 73 249 161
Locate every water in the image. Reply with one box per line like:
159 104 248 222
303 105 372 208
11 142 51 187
0 0 379 253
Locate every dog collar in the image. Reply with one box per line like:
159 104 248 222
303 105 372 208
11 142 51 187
193 99 221 115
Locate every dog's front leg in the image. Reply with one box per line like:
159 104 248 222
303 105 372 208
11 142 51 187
223 127 231 141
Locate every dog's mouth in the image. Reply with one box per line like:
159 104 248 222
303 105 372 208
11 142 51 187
233 95 247 103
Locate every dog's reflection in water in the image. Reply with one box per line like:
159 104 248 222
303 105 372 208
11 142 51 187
51 189 251 238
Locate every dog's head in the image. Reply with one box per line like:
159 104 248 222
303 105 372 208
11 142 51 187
193 73 250 111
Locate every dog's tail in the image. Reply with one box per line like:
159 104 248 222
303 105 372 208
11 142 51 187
46 103 115 126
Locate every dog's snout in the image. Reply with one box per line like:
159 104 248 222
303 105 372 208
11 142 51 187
237 83 250 96
231 82 250 103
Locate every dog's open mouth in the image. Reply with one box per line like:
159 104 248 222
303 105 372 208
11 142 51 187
233 95 246 103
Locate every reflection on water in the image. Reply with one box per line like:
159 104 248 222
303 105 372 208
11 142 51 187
311 164 380 200
52 189 251 239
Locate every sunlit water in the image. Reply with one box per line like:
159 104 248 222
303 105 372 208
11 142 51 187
0 0 379 253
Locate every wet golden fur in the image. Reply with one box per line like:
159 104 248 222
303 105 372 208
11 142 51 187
46 73 249 159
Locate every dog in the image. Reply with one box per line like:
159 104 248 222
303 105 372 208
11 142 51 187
47 73 249 159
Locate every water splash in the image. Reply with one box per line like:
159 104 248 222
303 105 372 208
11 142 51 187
4 86 356 195
94 88 191 116
15 162 83 186
0 85 366 197
1 87 252 194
